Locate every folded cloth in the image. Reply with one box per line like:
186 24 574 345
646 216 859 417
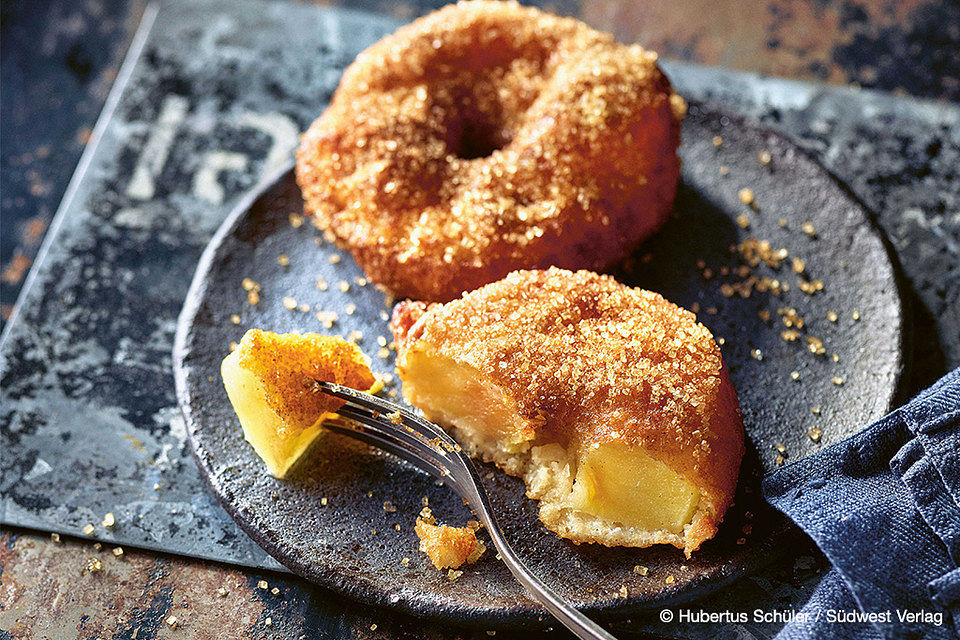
764 367 960 639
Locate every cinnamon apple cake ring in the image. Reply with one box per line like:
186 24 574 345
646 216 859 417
296 0 686 302
390 268 744 556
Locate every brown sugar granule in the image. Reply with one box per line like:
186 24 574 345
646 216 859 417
739 238 788 268
738 188 755 206
779 307 805 329
277 254 290 267
757 150 772 165
806 336 826 356
827 311 838 322
801 222 817 237
808 427 822 442
712 135 723 147
736 214 750 229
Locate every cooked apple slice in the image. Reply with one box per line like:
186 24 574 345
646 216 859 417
221 329 375 477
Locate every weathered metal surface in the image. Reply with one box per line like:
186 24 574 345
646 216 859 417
173 106 900 624
0 528 831 639
0 0 400 572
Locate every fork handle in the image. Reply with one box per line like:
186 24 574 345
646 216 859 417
459 482 619 640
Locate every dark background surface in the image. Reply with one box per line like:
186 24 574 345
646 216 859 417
1 1 959 638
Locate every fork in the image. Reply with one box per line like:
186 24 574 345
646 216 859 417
318 382 618 640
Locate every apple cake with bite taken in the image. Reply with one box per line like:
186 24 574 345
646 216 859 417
390 268 744 557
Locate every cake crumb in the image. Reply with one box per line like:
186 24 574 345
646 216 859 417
415 517 486 570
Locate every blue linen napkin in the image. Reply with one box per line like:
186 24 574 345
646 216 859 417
764 367 960 639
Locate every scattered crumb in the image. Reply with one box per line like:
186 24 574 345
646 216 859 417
102 512 115 528
113 547 124 557
738 188 755 206
808 427 822 442
415 514 486 570
82 524 95 536
277 254 290 267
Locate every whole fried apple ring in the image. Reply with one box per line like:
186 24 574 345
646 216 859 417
296 1 686 302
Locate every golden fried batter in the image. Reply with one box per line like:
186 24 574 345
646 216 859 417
390 268 743 556
222 329 375 477
296 1 685 302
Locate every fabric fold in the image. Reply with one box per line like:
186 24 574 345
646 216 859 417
764 368 960 639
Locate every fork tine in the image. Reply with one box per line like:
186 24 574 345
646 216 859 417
337 403 453 472
318 382 462 450
324 413 457 487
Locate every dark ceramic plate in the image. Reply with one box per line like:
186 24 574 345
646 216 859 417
173 107 903 626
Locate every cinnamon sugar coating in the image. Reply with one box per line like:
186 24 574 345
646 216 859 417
296 1 685 302
391 268 744 549
236 329 375 434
